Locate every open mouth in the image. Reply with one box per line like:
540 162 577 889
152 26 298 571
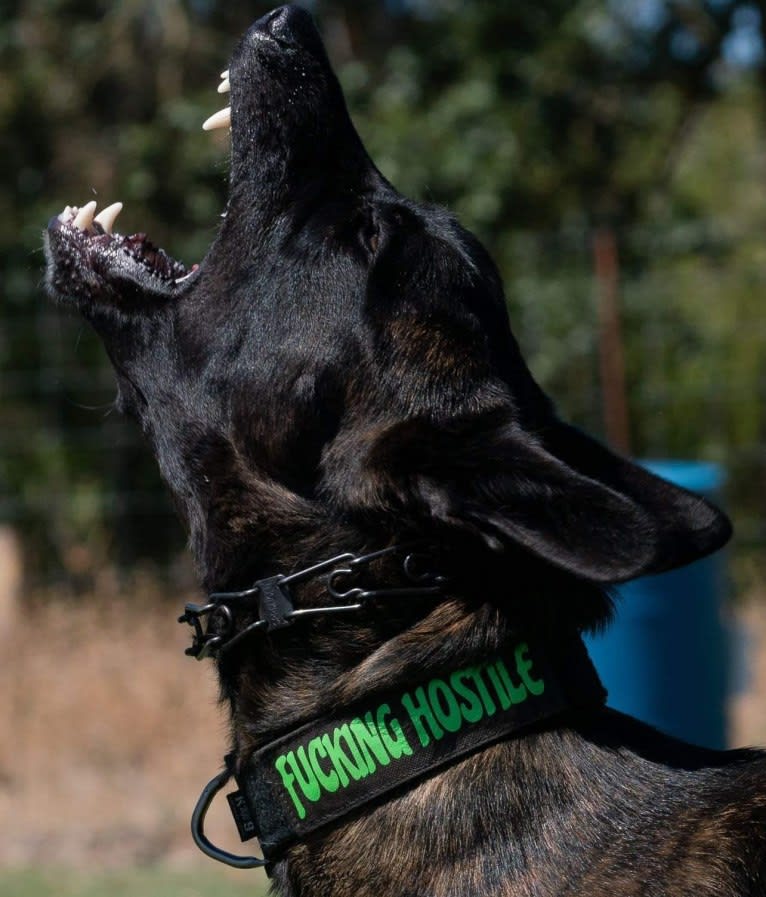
47 67 232 296
45 6 340 306
49 202 197 286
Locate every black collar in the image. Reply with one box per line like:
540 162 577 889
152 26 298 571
187 631 606 874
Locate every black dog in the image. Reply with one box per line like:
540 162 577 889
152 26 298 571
45 6 766 895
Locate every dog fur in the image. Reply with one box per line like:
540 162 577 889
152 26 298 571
44 6 766 895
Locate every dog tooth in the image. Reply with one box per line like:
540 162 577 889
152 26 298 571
58 205 74 223
73 201 97 231
220 69 229 79
202 107 231 131
93 202 123 234
217 77 230 94
174 263 199 285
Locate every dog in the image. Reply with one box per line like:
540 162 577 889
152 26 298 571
44 5 766 895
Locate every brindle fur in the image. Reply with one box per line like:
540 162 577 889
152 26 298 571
44 6 766 895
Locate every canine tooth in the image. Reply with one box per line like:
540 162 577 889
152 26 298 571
174 263 199 285
58 205 74 223
73 201 97 231
202 107 231 131
217 77 230 94
93 202 123 234
220 69 229 79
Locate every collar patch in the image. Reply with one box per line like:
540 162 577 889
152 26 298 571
228 635 605 865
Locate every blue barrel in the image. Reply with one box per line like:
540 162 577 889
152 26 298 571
585 460 729 749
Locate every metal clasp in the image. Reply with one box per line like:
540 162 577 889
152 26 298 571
178 601 234 660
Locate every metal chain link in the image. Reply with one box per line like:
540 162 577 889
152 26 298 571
178 545 447 660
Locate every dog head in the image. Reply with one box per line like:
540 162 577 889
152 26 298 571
44 6 730 604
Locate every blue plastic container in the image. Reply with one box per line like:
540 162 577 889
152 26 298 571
585 460 729 749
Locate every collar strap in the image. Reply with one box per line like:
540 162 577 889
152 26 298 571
194 634 605 873
178 545 447 660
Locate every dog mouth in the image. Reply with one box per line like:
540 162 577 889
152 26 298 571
45 65 231 299
48 202 197 288
45 6 342 306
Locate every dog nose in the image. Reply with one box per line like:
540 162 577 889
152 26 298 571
254 5 319 48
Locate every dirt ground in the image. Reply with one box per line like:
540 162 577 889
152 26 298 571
2 584 766 869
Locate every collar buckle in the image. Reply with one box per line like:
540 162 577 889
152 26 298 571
177 602 233 659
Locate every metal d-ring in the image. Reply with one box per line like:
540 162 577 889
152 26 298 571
191 768 266 869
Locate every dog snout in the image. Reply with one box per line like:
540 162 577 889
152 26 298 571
252 5 321 50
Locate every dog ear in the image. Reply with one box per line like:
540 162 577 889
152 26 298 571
365 407 731 584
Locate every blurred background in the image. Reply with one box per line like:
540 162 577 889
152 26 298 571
2 1 766 894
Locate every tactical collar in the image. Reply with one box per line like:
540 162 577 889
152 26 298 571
180 546 606 876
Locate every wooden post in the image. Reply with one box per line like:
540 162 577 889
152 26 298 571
593 227 631 455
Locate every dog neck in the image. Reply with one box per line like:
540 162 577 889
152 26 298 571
225 632 605 870
181 534 613 884
190 531 614 748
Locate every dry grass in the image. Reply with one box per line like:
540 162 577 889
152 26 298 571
0 585 245 869
2 576 766 872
